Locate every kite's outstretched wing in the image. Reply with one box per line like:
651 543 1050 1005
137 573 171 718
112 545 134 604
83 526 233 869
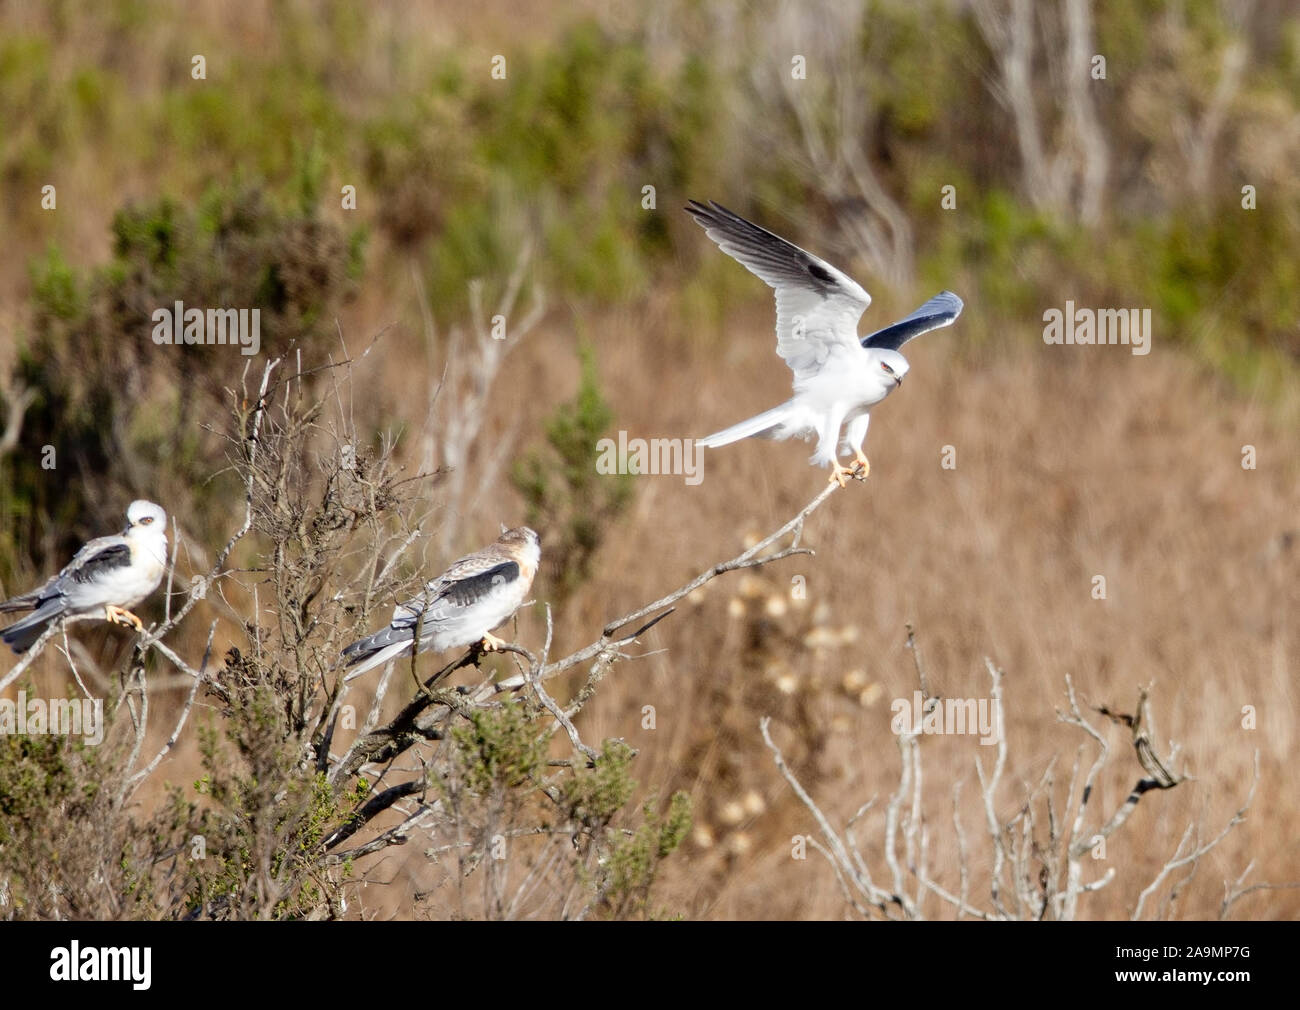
686 200 872 383
860 291 964 352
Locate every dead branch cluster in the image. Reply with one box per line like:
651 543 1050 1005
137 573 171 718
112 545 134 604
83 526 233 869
761 640 1269 920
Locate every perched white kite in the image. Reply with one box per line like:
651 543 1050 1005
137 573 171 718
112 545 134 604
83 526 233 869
687 200 963 486
341 526 540 682
0 499 169 654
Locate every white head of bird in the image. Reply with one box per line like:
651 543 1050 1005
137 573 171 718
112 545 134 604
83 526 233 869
865 347 909 396
499 525 540 563
125 499 168 557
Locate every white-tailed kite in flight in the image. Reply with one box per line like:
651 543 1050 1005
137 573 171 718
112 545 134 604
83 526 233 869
687 200 963 486
0 499 168 654
341 526 540 682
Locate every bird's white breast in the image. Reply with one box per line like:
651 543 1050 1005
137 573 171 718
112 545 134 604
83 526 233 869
117 529 168 607
795 345 894 410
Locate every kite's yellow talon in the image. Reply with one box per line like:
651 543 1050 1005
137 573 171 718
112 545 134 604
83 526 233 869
852 451 870 479
480 632 507 652
828 464 854 489
105 605 144 632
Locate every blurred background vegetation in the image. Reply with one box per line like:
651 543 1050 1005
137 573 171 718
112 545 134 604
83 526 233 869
0 0 1296 919
2 0 1296 568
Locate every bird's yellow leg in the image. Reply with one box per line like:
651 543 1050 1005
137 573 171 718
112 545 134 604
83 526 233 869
852 450 870 479
480 631 507 652
828 463 855 489
105 605 145 632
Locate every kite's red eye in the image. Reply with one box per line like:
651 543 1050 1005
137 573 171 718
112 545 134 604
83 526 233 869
881 362 894 374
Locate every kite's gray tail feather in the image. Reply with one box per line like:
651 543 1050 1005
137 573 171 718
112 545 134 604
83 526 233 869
698 401 795 448
2 600 64 654
0 592 38 614
341 625 417 682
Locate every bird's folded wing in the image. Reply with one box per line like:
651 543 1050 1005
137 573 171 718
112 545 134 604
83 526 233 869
440 560 521 608
861 291 964 351
64 537 133 585
392 558 521 628
0 536 131 611
686 200 872 382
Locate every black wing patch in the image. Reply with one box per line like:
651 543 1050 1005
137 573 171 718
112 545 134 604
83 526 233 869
440 561 520 609
71 543 133 584
806 261 836 285
861 291 964 351
684 200 842 298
